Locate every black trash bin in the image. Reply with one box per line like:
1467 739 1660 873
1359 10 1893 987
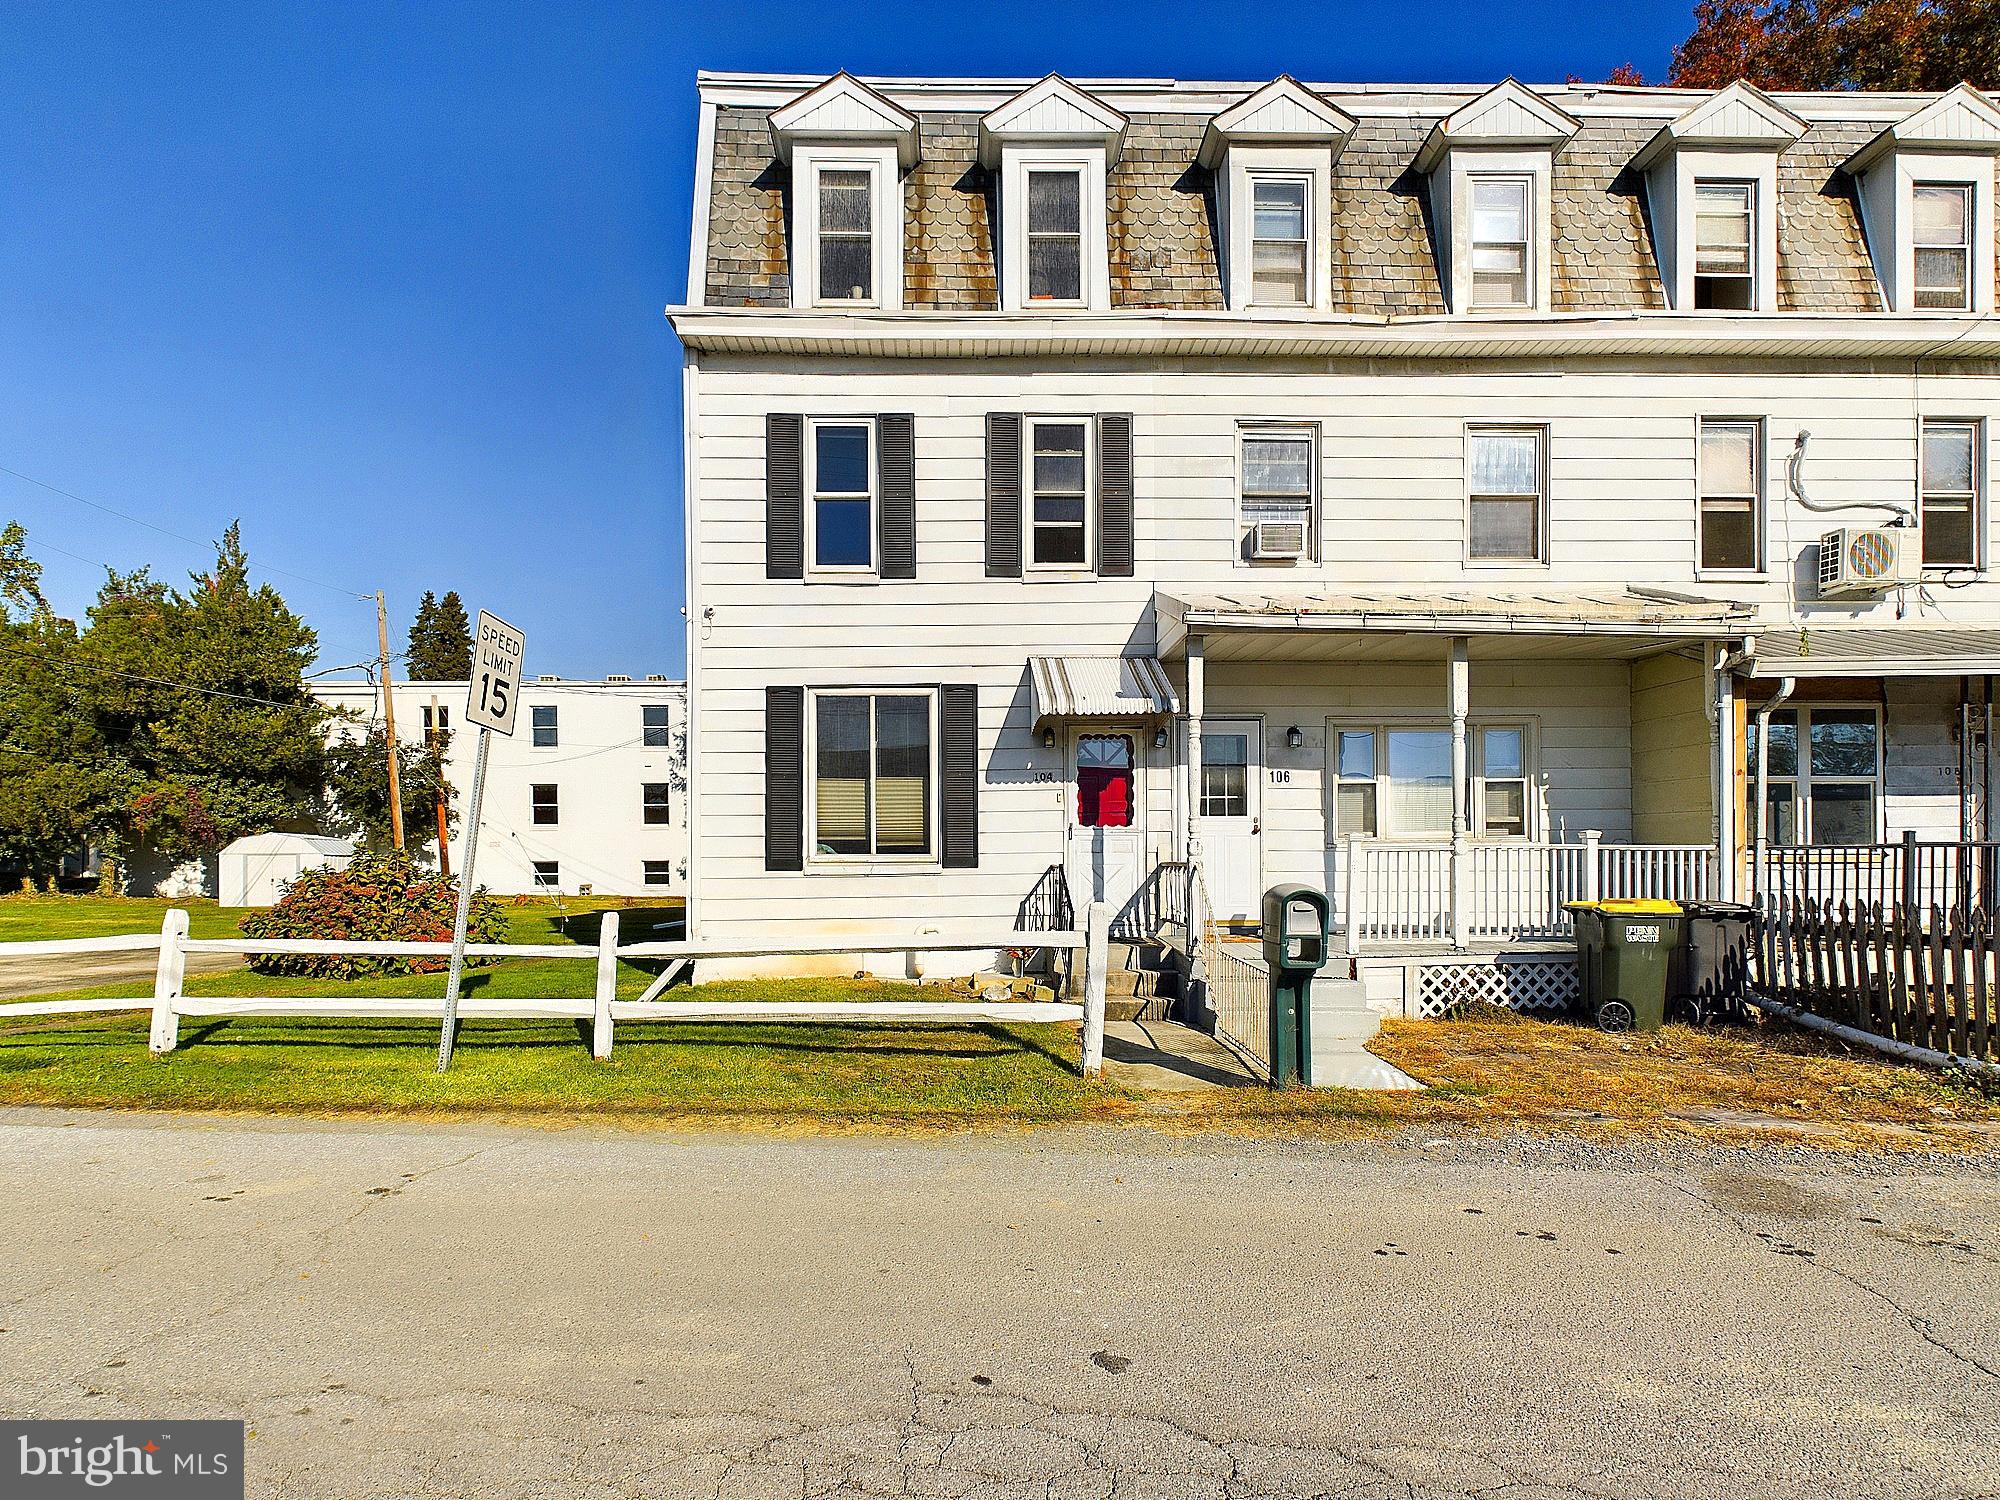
1676 901 1756 1024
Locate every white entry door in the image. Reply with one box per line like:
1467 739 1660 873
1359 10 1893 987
1067 730 1145 923
1200 720 1263 924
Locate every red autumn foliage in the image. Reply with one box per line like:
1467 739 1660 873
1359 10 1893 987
240 851 504 979
1668 0 2000 91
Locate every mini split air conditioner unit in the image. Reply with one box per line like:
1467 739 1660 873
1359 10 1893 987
1817 525 1922 597
1247 522 1307 561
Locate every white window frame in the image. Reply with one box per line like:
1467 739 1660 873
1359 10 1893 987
999 147 1109 311
1912 182 1975 313
1464 423 1549 568
1466 173 1533 311
1246 171 1313 308
643 860 673 887
1025 415 1094 574
1023 163 1087 305
791 145 901 311
805 687 942 866
531 861 560 890
642 703 671 747
1237 422 1318 566
642 782 672 826
531 703 558 748
1696 417 1765 576
1326 716 1538 843
1749 704 1884 847
805 416 876 578
530 783 558 826
1692 178 1758 311
1920 417 1984 571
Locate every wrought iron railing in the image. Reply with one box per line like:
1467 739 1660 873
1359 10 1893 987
1757 837 2000 922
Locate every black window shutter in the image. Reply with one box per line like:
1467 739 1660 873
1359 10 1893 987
765 686 805 872
766 413 804 580
940 684 979 869
985 413 1022 578
878 413 916 579
1097 413 1134 577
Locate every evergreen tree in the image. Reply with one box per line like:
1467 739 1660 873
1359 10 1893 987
319 718 454 853
407 589 473 680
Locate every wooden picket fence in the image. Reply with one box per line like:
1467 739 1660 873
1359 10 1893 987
1757 896 1998 1063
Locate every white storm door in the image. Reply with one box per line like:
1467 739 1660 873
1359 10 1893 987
1066 730 1145 918
1200 720 1262 923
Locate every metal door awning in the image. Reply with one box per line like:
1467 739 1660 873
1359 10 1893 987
1029 656 1179 722
1749 627 2000 678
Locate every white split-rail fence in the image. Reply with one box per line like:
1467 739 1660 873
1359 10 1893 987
0 903 1113 1076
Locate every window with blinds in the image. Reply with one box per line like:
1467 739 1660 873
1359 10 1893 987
1913 184 1972 312
1698 419 1762 572
811 692 934 857
1249 176 1309 305
1468 176 1530 308
1693 181 1755 309
1466 426 1546 563
1331 723 1533 840
1921 419 1982 568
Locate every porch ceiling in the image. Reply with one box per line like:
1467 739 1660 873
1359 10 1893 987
1156 589 1754 662
1748 627 2000 678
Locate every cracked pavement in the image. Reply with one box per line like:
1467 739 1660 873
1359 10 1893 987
2 1111 1997 1498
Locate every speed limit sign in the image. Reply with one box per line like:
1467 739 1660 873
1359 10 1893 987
466 611 525 736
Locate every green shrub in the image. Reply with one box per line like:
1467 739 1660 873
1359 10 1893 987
240 851 503 978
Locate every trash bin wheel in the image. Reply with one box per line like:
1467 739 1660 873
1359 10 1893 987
1595 999 1636 1033
1673 995 1708 1028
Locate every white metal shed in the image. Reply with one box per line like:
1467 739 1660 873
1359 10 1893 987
218 833 355 908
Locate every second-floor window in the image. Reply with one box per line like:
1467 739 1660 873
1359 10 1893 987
643 704 670 747
1240 425 1315 562
1698 419 1762 572
1914 184 1973 312
532 704 557 748
1250 176 1310 305
642 782 671 826
531 784 558 826
1029 417 1090 568
1027 169 1084 302
1466 426 1546 563
1922 419 1981 569
1469 176 1530 308
1694 181 1755 310
816 167 874 303
810 419 873 572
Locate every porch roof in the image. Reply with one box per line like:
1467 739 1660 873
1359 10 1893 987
1156 589 1754 662
1029 655 1181 722
1748 627 2000 678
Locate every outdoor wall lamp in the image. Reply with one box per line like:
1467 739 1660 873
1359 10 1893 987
1153 727 1168 749
1287 725 1304 750
1042 727 1056 751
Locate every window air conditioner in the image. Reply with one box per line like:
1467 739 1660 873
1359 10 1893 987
1248 522 1307 561
1817 525 1921 597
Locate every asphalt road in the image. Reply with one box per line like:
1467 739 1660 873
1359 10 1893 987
3 1110 1997 1499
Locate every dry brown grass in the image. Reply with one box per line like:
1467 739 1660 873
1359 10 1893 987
1159 1014 2000 1151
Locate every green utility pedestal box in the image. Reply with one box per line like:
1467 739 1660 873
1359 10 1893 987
1261 884 1332 1085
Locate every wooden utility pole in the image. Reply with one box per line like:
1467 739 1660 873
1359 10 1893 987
430 693 451 878
375 591 405 850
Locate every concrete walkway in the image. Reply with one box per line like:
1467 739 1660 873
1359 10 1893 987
1101 1018 1260 1089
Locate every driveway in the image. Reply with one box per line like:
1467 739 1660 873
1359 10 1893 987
0 950 241 1001
2 1111 1996 1498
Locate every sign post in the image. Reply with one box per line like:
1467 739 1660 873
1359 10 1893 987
437 610 525 1072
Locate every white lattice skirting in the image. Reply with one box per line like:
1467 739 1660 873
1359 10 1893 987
1416 957 1580 1019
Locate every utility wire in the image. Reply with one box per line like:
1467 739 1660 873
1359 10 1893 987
0 639 320 713
0 461 374 601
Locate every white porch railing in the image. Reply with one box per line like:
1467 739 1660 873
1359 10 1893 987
1337 834 1720 951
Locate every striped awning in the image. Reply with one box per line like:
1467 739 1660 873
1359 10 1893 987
1029 656 1180 721
1750 627 2000 678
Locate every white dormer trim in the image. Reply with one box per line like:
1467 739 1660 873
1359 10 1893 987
978 74 1126 169
1416 82 1577 314
1413 78 1580 176
1843 82 2000 175
1197 75 1355 170
790 144 904 311
1845 86 2000 315
769 72 921 172
1629 82 1807 172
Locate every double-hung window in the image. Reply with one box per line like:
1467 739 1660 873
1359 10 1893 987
1913 184 1973 312
1921 419 1982 569
642 783 671 826
532 861 559 889
1694 181 1756 309
1249 176 1310 305
642 704 671 747
1240 425 1315 562
815 166 874 304
1469 176 1531 308
1748 707 1881 846
1028 417 1090 568
531 784 558 826
1478 728 1529 837
1466 426 1546 564
809 418 873 573
643 860 672 887
531 704 557 748
1698 419 1762 572
1026 168 1084 302
810 690 936 859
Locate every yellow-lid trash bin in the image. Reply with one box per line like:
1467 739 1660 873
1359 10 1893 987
1564 900 1686 1032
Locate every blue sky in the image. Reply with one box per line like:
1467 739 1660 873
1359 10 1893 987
0 0 1695 678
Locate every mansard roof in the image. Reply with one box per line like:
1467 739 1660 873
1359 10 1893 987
1412 79 1581 173
1630 81 1807 170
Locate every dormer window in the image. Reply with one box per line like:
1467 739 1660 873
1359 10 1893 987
1693 181 1756 310
1250 177 1310 304
1469 177 1531 308
1914 184 1973 311
1027 169 1084 302
815 167 875 303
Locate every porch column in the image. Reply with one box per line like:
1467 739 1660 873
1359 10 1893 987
1448 637 1471 948
1185 634 1205 863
